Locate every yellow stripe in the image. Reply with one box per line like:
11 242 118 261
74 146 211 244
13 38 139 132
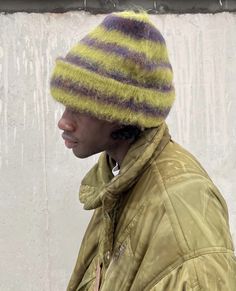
52 60 175 109
70 43 172 85
88 26 169 62
51 87 163 128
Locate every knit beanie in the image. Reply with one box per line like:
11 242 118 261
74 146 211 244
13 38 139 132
50 11 175 128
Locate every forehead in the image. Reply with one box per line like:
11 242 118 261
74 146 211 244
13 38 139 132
65 106 116 125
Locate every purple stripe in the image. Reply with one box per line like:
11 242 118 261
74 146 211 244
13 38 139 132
102 14 166 43
61 56 172 92
51 77 171 118
81 36 171 71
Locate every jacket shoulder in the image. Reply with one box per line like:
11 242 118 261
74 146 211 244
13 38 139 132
128 140 235 290
155 140 210 180
150 140 234 252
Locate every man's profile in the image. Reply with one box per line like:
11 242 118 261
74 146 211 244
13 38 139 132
50 10 236 291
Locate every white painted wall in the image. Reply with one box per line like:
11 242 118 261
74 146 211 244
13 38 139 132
0 11 235 291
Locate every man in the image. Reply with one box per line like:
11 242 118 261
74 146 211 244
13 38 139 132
50 11 236 291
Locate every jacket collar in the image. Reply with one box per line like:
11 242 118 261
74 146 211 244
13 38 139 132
79 122 170 211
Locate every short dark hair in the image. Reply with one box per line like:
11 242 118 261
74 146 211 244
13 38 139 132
111 125 141 141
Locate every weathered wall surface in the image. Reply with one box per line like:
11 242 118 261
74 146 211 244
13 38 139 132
0 11 235 290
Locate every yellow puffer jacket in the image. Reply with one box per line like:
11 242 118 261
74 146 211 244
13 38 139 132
67 122 236 291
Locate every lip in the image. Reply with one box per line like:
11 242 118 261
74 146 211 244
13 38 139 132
62 132 78 149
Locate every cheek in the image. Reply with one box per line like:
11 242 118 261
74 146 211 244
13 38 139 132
76 121 114 149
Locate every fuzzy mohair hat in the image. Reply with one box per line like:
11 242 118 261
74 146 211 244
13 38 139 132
50 11 175 128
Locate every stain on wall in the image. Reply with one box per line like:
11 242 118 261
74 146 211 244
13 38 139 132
0 11 235 290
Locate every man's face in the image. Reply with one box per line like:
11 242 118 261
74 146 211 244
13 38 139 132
58 107 119 158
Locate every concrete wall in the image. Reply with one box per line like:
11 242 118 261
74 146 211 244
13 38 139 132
0 11 235 290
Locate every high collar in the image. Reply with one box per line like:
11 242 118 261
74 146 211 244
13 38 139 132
79 122 171 211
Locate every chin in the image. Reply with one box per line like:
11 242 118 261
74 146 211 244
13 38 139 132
72 150 86 159
72 147 103 159
72 148 91 159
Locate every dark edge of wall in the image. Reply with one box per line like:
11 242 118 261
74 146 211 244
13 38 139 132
1 8 236 14
0 0 236 14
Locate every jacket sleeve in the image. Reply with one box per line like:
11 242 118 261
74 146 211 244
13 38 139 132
149 251 236 291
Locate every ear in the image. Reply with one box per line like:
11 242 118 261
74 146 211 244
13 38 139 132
110 123 124 140
109 122 124 131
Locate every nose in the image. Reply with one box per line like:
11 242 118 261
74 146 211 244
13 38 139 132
58 108 76 132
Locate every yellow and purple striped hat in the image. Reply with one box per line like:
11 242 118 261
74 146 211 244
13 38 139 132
50 11 175 128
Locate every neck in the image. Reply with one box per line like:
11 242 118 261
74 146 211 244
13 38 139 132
106 140 133 166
